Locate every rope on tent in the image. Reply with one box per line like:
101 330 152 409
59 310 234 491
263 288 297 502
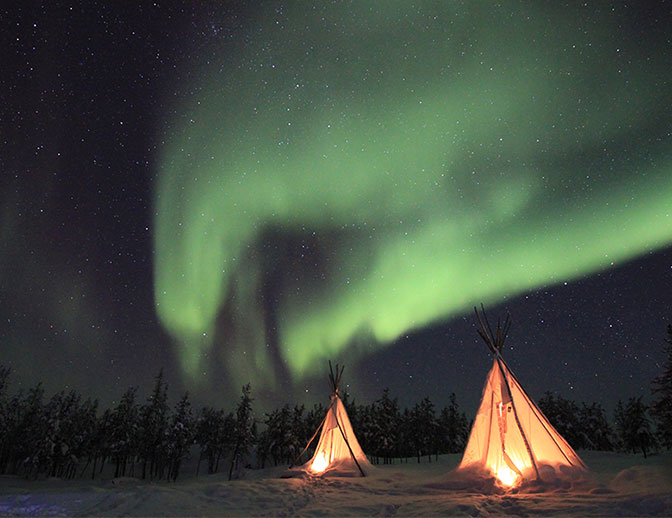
485 391 494 459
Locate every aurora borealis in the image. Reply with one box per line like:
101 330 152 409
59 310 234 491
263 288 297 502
2 2 671 413
154 3 671 392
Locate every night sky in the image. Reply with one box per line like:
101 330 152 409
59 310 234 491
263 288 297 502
2 2 671 417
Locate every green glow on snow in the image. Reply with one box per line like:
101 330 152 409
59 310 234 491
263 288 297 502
154 3 672 388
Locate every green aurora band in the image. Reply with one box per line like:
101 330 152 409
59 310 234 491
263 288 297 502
154 3 672 391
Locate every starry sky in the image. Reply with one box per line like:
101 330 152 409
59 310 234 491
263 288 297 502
2 2 671 416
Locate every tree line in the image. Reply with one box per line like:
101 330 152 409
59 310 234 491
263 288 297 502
539 323 672 457
538 393 658 457
0 324 670 481
0 368 255 483
256 389 471 468
0 366 468 481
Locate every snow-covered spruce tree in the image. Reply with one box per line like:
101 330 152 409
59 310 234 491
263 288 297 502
229 383 256 480
72 397 99 480
366 403 381 464
195 407 232 475
263 404 305 467
270 405 291 465
139 368 169 479
651 324 672 450
44 390 86 478
0 365 9 412
91 408 112 479
288 404 306 465
615 397 656 457
409 404 423 462
255 414 272 469
219 412 236 472
422 397 440 462
109 386 140 478
15 384 47 479
614 400 627 451
0 365 9 397
398 407 414 461
456 394 470 452
358 402 376 460
306 402 325 433
538 392 583 449
60 394 97 480
0 365 12 474
438 393 470 454
195 407 218 474
373 388 400 464
43 391 64 477
409 397 438 463
0 391 20 474
578 402 614 451
166 392 195 481
365 401 381 464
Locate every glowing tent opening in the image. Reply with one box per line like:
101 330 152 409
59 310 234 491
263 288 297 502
311 451 329 473
491 401 523 487
495 463 520 487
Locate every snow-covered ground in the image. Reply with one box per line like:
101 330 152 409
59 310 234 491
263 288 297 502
0 452 670 517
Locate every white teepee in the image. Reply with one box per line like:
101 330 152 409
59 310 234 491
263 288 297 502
458 307 587 487
292 362 371 477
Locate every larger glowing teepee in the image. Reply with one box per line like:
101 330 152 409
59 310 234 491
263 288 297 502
458 306 587 488
292 362 371 477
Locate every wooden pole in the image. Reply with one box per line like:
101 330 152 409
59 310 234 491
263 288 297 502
334 399 366 477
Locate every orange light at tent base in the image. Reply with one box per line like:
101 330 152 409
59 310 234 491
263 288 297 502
495 463 520 487
311 451 329 473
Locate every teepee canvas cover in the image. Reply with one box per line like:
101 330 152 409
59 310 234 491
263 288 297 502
292 362 371 476
458 307 586 487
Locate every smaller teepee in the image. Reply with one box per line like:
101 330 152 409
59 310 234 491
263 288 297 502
291 362 371 477
458 306 587 487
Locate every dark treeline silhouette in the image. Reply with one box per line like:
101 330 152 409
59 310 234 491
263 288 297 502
537 392 660 457
651 324 672 450
0 368 250 482
0 322 670 482
538 323 672 457
257 388 471 468
343 390 471 465
0 365 469 480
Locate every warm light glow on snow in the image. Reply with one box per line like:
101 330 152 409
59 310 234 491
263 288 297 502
311 451 329 473
495 463 520 487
